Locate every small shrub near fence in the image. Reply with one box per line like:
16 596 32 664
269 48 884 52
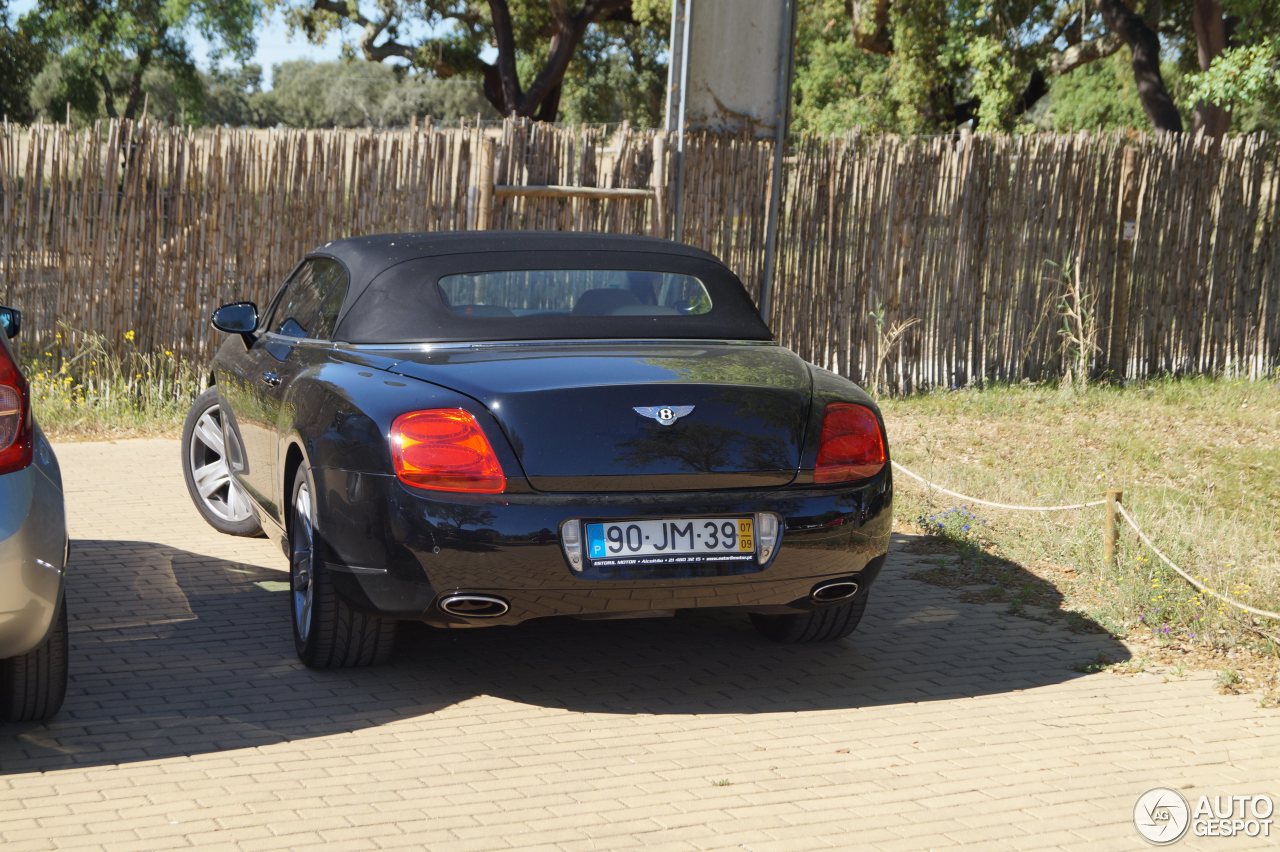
1 119 1277 392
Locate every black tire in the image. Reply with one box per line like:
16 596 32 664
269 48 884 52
1 596 69 722
289 464 396 668
182 387 262 537
750 593 869 644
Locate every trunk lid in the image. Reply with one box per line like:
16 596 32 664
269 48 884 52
384 342 811 492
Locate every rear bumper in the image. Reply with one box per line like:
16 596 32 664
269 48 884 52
0 437 69 659
311 466 892 627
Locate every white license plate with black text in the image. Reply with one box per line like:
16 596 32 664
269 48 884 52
585 517 755 565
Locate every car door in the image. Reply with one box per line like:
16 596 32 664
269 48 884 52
215 275 295 516
243 258 348 522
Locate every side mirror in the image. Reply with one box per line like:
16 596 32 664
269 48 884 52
0 306 21 340
211 302 258 339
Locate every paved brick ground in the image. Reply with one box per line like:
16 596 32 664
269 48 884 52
1 438 1277 850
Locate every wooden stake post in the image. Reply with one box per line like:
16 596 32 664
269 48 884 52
476 137 496 231
1104 489 1123 569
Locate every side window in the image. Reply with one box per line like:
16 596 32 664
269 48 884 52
259 281 292 334
311 259 348 340
269 259 348 340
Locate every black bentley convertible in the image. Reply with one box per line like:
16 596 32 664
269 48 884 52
182 232 892 668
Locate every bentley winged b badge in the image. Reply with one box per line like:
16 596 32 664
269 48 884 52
633 405 695 427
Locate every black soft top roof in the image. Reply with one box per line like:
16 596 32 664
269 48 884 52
304 231 772 344
313 231 719 316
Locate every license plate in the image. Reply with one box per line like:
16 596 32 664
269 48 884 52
585 517 755 564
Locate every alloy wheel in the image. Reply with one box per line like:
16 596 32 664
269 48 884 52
291 481 315 643
187 403 254 523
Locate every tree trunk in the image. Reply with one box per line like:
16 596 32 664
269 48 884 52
846 0 891 54
533 84 563 123
480 0 627 121
1191 0 1230 136
487 0 522 114
1099 0 1183 132
98 71 118 119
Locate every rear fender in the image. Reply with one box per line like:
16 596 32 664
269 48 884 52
797 367 890 486
273 363 528 569
277 360 524 482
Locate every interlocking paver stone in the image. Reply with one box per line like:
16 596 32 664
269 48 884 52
0 438 1276 850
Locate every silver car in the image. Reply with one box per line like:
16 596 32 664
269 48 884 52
0 306 69 721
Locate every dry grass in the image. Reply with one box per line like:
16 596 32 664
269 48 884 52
881 378 1280 661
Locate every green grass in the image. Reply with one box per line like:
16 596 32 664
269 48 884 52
880 378 1280 651
24 329 202 441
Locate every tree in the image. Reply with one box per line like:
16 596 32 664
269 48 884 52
0 0 46 122
1187 37 1280 133
792 0 894 134
273 0 669 122
202 64 272 126
1098 0 1181 131
558 11 667 126
1038 52 1157 132
25 0 261 121
801 0 1280 135
28 55 102 123
1186 2 1280 134
1190 0 1229 135
254 60 497 127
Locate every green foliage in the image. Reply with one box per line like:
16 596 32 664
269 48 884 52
24 0 262 120
25 328 203 440
795 0 1280 134
1038 53 1153 132
792 0 894 134
1186 37 1280 133
559 20 667 127
28 55 101 123
0 0 46 122
377 75 497 126
887 0 951 133
270 1 667 124
260 60 495 128
967 34 1020 132
202 64 268 126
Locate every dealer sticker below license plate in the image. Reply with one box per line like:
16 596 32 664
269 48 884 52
585 517 755 566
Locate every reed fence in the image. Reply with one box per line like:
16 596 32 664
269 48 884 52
1 119 1276 391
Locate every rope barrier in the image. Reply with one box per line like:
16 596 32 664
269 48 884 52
1114 504 1280 622
890 461 1107 511
891 459 1280 623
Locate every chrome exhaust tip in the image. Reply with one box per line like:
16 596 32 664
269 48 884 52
439 594 510 619
811 580 860 604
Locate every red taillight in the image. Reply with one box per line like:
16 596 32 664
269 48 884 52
0 344 33 475
391 409 506 494
813 402 886 484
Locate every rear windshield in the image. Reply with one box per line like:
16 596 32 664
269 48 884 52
335 251 773 344
436 270 712 319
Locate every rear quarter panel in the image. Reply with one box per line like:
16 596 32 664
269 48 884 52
0 428 67 659
269 350 527 565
